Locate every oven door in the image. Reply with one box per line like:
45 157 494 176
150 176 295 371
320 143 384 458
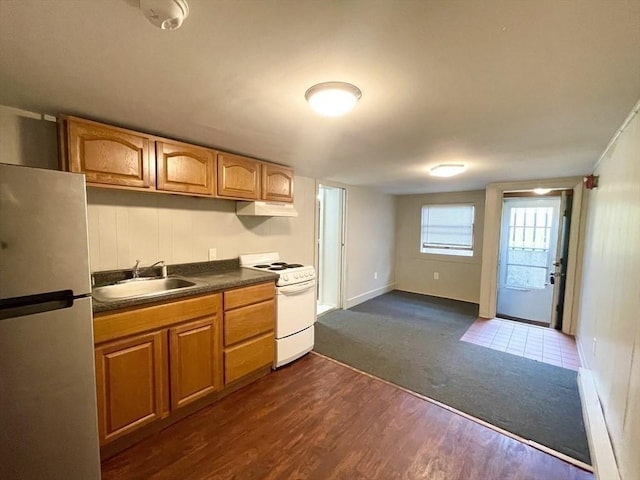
276 280 316 338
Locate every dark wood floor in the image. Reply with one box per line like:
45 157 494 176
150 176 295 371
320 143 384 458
102 353 592 480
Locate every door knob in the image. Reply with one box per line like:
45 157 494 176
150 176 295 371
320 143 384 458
549 272 555 285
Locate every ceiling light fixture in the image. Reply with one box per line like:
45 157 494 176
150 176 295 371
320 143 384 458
429 164 466 177
140 0 189 30
305 82 362 117
533 188 552 195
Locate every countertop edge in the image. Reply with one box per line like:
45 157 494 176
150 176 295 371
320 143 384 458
92 270 278 314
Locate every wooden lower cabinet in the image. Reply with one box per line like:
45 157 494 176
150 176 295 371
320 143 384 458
224 332 274 385
94 330 167 445
223 283 276 385
169 317 222 410
93 284 275 452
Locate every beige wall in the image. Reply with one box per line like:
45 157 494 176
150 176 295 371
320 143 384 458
343 185 396 307
86 176 316 272
577 104 639 480
395 190 485 303
0 106 58 169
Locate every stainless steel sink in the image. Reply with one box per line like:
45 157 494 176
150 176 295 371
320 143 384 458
92 277 197 303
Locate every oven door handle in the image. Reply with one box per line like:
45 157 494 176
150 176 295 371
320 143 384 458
278 280 315 295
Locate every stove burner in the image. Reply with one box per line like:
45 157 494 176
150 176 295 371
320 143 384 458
271 262 288 266
286 263 303 268
268 266 287 271
253 264 271 269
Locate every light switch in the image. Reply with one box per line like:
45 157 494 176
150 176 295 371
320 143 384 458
208 248 217 260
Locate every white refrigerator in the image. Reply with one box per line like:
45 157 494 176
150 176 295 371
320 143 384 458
0 163 101 479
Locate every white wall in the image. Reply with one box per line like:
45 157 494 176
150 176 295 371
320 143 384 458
343 185 396 307
86 175 316 271
0 106 58 169
577 103 640 480
395 190 485 303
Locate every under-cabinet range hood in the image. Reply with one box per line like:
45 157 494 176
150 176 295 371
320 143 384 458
236 201 298 217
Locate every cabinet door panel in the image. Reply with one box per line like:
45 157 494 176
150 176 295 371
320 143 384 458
157 141 216 195
169 317 222 409
94 330 166 445
262 164 294 202
67 118 152 188
216 153 260 200
224 333 274 385
224 300 275 346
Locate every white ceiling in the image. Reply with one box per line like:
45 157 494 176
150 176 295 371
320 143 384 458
1 0 639 194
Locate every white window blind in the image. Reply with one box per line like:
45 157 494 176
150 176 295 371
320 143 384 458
420 204 475 256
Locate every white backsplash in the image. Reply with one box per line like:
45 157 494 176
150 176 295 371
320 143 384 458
86 176 315 272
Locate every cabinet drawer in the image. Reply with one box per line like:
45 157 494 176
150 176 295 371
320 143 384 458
224 300 274 346
224 333 274 385
224 282 275 311
94 293 221 344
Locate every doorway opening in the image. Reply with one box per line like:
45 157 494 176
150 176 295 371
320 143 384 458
496 191 572 329
316 184 345 316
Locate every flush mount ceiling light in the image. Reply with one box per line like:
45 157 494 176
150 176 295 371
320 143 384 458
429 164 466 177
305 82 362 117
533 188 552 195
140 0 189 30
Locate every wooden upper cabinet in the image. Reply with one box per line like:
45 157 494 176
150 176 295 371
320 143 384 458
262 164 294 203
156 141 216 196
61 117 154 189
216 153 261 200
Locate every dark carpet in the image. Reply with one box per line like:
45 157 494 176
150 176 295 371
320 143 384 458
314 290 591 465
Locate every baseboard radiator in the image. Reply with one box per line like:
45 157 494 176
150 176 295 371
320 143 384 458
577 368 620 480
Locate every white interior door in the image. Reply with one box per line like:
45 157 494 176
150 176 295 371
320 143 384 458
497 196 561 324
316 185 345 314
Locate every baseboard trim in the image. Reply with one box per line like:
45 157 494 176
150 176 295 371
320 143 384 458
311 351 593 473
345 283 396 308
578 368 620 480
396 288 479 305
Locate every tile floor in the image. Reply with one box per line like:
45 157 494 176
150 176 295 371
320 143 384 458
460 317 581 371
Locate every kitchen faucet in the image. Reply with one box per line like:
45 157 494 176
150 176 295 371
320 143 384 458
132 260 168 279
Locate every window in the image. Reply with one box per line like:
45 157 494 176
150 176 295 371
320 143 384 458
504 206 553 289
420 204 475 256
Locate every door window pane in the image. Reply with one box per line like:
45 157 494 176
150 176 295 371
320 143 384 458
505 206 553 289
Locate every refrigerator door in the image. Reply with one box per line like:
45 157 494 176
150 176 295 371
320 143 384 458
0 297 101 480
0 164 91 300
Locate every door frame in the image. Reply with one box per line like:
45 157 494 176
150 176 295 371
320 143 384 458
314 180 348 311
479 177 585 334
497 195 562 325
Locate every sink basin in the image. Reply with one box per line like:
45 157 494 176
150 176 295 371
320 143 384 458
92 277 197 303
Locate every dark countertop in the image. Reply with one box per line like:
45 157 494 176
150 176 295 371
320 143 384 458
91 259 278 314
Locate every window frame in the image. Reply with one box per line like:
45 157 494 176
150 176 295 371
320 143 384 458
419 203 476 258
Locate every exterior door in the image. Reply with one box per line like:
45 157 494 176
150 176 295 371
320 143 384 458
497 196 561 324
550 192 572 330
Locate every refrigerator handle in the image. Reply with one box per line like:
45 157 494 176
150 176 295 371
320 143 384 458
0 290 77 321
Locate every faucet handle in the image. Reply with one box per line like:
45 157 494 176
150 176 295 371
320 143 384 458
132 260 141 278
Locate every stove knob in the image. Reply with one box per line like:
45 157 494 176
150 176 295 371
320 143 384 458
283 274 289 281
294 273 299 279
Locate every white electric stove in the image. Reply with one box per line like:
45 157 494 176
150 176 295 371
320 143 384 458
239 252 316 368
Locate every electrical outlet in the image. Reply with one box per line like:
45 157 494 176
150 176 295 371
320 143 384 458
434 272 439 280
208 248 217 260
374 272 378 280
592 337 597 356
